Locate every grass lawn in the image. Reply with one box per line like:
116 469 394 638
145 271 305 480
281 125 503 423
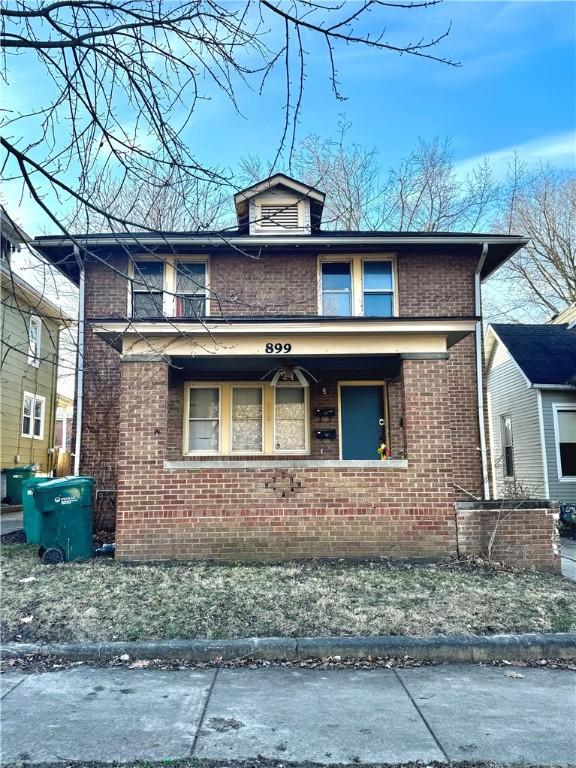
2 543 576 644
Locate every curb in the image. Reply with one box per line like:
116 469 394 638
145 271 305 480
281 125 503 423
3 633 576 663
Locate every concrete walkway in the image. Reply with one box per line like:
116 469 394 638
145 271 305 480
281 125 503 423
0 509 23 536
2 664 575 765
562 538 576 582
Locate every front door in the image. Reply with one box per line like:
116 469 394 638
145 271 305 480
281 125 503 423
340 385 385 460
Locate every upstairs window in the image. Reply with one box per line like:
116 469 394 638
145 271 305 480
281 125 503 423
321 262 352 316
362 261 394 317
175 262 206 317
320 257 396 317
132 261 164 318
22 392 45 439
28 315 41 367
500 415 514 478
555 407 576 478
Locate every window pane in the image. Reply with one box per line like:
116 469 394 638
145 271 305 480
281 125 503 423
34 400 43 419
363 293 393 317
22 416 31 435
322 262 351 291
275 388 306 451
175 296 205 318
133 292 164 318
23 396 32 416
502 415 513 447
189 388 219 419
558 411 576 443
322 291 352 316
34 417 42 437
133 261 163 290
188 420 219 452
363 261 393 291
176 262 205 291
232 388 262 451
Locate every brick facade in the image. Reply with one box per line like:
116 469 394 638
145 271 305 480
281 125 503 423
116 357 457 561
81 248 486 538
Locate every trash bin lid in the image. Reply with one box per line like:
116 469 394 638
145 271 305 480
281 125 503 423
32 476 95 493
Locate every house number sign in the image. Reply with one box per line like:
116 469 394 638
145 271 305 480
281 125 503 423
265 343 292 353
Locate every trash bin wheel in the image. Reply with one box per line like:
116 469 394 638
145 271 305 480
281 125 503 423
41 547 65 565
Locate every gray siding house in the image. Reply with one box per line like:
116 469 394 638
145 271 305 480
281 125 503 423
486 320 576 504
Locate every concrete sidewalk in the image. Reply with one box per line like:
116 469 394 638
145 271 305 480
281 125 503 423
2 664 575 765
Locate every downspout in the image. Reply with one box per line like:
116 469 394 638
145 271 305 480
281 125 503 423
475 243 490 499
73 246 85 476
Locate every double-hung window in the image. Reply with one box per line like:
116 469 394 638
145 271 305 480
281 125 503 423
22 392 45 439
320 257 395 317
187 387 220 453
500 415 514 478
362 260 394 317
321 262 352 316
28 316 41 367
132 261 164 318
555 406 576 479
175 262 207 317
232 386 263 452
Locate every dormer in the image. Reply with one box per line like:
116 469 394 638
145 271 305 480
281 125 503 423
234 174 325 235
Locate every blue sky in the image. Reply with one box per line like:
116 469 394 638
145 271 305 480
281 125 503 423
3 0 575 234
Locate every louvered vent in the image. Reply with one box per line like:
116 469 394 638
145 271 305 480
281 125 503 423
259 203 299 229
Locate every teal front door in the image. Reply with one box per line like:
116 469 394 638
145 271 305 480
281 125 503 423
340 385 385 460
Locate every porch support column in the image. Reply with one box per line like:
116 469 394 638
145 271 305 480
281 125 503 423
402 357 455 506
116 355 170 558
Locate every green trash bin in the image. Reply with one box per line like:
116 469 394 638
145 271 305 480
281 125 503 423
34 476 95 564
2 465 36 505
22 476 53 545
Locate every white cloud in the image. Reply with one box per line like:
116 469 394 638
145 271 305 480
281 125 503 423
456 130 576 178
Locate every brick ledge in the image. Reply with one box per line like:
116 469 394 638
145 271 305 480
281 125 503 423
164 459 409 470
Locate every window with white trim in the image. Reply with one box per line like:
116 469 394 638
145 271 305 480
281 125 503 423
555 407 576 478
28 315 41 366
500 414 514 478
320 256 396 317
175 261 207 317
184 382 309 455
22 392 45 439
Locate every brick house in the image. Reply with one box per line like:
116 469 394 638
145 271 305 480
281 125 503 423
33 174 529 562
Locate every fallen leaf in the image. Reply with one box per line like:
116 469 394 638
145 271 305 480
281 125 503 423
129 659 151 668
20 616 33 624
19 577 36 584
504 671 524 679
119 653 130 661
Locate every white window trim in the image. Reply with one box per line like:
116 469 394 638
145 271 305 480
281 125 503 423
552 403 576 482
184 384 222 455
273 383 310 456
28 315 41 367
129 256 210 318
183 381 310 457
318 254 398 317
21 391 46 440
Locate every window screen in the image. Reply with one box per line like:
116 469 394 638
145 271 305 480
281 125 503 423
321 262 352 316
132 261 164 318
175 262 206 317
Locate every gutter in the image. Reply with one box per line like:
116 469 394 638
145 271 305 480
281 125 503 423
475 243 490 499
73 246 85 477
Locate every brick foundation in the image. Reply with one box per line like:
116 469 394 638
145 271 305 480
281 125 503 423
456 501 561 571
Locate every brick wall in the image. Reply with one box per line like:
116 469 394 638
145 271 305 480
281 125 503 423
80 255 127 529
456 502 560 571
116 357 457 561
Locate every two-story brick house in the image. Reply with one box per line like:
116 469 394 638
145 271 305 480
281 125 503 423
33 175 527 561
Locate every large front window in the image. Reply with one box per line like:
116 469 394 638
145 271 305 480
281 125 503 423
184 383 308 455
320 257 395 317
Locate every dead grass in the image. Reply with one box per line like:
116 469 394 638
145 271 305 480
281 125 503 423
2 543 576 644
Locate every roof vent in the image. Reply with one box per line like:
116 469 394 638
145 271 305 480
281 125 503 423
259 203 299 230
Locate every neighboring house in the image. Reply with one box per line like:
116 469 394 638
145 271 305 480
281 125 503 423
32 174 527 561
486 320 576 503
55 393 74 453
0 210 70 478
